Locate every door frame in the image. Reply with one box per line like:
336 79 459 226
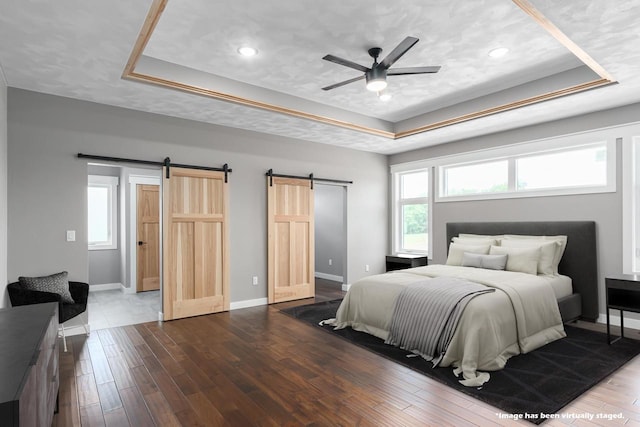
129 174 162 302
313 182 349 287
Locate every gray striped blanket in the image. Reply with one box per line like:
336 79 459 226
385 276 495 366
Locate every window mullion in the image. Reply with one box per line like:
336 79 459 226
508 157 517 192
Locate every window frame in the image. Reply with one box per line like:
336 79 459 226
88 175 119 250
435 133 616 203
391 165 431 256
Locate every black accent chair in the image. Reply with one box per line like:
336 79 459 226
7 281 90 351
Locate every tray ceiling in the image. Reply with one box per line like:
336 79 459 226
1 0 638 154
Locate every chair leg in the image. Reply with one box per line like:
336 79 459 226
60 324 68 352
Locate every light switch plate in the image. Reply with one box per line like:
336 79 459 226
66 230 76 242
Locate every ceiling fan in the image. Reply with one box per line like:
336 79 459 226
322 36 441 93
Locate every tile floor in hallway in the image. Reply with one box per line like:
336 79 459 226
87 289 160 330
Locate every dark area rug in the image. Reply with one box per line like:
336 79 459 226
281 299 640 424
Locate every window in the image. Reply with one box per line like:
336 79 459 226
88 175 118 250
623 127 640 274
443 160 508 196
438 137 615 202
393 169 429 254
515 144 607 191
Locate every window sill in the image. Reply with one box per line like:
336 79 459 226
88 245 118 251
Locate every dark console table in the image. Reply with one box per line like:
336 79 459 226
0 302 59 426
605 274 640 345
386 254 428 272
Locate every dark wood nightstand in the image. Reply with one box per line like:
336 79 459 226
605 274 640 344
385 254 428 272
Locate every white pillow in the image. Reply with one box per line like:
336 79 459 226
446 243 491 266
458 234 504 244
461 252 508 270
452 237 499 246
489 245 541 275
500 239 558 275
503 234 567 274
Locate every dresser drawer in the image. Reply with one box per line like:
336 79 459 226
1 303 59 427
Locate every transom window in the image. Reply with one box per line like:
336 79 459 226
443 160 508 196
438 140 615 202
516 144 607 190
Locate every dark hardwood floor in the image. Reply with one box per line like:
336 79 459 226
53 279 640 426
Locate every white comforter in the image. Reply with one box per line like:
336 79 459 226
328 264 566 386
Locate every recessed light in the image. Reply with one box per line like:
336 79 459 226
237 46 258 57
378 91 392 102
488 47 509 58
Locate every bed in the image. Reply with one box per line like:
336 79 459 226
327 221 598 386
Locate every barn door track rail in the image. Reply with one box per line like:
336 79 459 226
266 169 353 189
77 153 232 182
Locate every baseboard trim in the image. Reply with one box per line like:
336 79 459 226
121 284 136 294
89 283 122 292
597 313 640 331
315 272 344 282
342 284 351 292
230 298 268 310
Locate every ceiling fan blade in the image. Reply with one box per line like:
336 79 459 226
379 36 419 69
322 55 370 73
322 75 365 91
388 66 441 75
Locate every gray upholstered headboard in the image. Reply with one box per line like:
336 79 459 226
446 221 598 321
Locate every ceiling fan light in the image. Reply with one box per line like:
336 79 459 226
365 67 388 92
378 91 392 102
366 79 387 92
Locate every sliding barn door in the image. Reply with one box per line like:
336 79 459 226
163 167 229 320
268 177 315 303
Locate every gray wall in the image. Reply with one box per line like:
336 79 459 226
87 164 122 286
314 184 346 281
0 72 7 307
389 105 640 318
7 88 388 303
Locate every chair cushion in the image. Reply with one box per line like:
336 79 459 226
19 271 75 304
60 302 86 323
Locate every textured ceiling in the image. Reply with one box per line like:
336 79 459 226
144 0 580 122
0 0 639 154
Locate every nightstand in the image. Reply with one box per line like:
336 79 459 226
385 254 428 272
605 274 640 344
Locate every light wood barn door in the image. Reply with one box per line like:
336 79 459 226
163 167 229 320
268 177 315 303
137 184 160 292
